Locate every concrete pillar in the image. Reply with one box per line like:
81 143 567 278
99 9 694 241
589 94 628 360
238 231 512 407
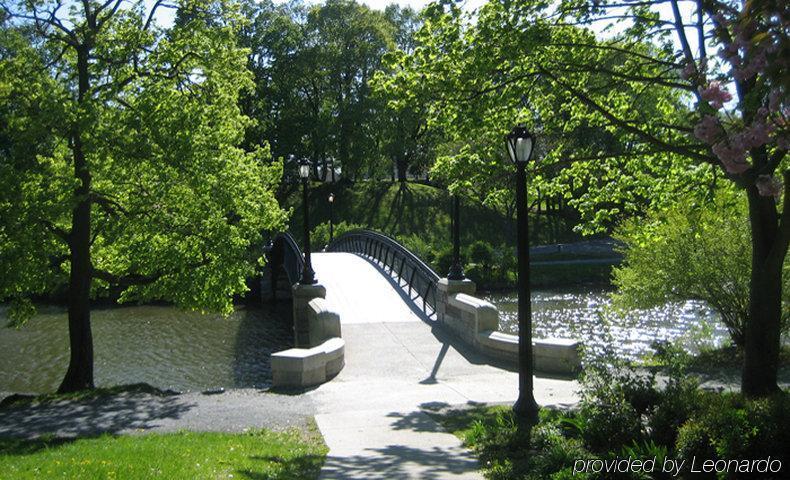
292 283 326 347
436 278 476 324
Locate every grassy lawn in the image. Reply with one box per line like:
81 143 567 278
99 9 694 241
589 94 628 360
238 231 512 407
0 428 327 480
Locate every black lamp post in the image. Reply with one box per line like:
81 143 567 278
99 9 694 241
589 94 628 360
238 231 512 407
506 125 539 424
299 158 317 285
447 194 465 280
328 193 335 244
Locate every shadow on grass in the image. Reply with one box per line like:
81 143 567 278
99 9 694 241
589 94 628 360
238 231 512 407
0 436 82 456
237 454 326 480
418 401 497 434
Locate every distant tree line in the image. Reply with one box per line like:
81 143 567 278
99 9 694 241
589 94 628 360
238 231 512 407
237 0 437 184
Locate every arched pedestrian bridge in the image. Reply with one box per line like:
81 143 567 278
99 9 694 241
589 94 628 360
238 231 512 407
262 229 583 479
263 229 582 388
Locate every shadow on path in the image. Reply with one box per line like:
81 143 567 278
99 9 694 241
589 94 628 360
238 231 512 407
320 444 479 480
0 392 195 439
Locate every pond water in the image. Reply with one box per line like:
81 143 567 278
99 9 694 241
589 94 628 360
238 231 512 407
486 289 731 360
0 291 736 394
0 304 293 394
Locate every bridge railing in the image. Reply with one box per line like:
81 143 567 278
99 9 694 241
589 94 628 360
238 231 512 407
326 229 439 319
264 232 305 294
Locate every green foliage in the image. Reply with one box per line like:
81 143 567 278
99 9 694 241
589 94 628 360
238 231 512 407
430 406 597 480
0 428 327 479
1 0 287 319
677 392 790 465
239 0 422 181
578 369 647 452
612 189 790 348
310 221 365 251
377 0 708 234
432 370 790 479
674 420 716 465
467 240 494 268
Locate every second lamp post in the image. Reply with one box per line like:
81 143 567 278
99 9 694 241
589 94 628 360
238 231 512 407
506 125 540 424
298 158 317 285
328 192 335 244
447 194 464 280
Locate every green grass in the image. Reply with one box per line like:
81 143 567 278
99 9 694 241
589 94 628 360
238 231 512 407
0 427 327 480
425 404 512 442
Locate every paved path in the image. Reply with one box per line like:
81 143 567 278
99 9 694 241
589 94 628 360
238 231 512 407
308 253 579 479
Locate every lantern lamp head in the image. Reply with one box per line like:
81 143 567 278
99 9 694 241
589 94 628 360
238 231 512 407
298 158 311 179
328 193 335 203
506 125 535 164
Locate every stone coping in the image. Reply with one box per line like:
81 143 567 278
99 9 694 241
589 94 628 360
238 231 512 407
271 337 346 388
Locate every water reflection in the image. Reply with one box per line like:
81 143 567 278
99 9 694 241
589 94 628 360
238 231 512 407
0 304 292 394
486 289 730 360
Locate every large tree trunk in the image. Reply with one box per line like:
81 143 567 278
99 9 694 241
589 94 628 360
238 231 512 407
58 47 94 393
741 186 784 397
396 156 408 183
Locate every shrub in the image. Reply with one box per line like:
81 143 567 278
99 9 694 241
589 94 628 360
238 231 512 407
674 420 716 468
647 376 701 448
434 245 456 276
398 234 440 266
611 188 790 348
695 392 790 465
578 368 646 453
467 240 494 268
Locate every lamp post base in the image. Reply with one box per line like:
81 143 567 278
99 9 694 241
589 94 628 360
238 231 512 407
513 395 540 425
299 269 317 285
447 262 465 281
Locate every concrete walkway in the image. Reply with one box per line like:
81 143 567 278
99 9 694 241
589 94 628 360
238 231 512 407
308 253 579 479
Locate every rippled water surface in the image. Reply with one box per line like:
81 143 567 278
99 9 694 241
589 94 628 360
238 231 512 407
487 289 730 360
0 304 292 394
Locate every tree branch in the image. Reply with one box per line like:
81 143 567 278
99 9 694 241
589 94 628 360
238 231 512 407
92 258 212 288
536 63 716 165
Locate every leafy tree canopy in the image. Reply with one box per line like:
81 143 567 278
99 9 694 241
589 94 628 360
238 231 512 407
0 0 286 325
377 0 743 231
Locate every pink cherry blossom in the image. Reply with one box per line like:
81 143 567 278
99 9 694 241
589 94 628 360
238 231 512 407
756 175 782 198
712 141 750 174
734 48 767 81
736 118 771 150
693 115 721 144
700 81 732 109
